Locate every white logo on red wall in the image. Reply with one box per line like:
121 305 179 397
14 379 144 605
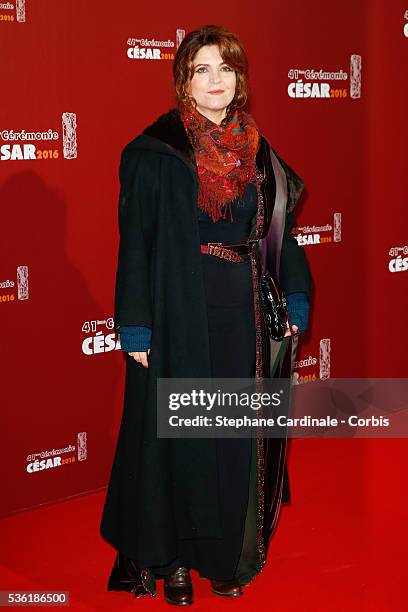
0 0 25 23
81 317 121 355
0 265 29 304
62 112 77 159
288 55 361 99
292 338 331 383
388 245 408 272
26 432 87 474
126 28 185 61
294 212 342 246
0 112 77 161
16 0 24 21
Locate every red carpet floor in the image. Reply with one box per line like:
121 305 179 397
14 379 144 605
0 438 405 611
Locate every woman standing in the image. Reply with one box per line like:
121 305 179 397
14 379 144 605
100 24 311 605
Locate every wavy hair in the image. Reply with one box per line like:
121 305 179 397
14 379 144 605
173 25 250 125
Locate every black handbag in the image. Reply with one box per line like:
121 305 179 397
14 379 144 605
259 271 289 341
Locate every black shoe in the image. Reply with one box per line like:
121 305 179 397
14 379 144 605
107 553 157 598
211 578 243 597
164 566 194 606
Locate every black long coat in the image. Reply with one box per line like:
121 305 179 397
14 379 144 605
100 108 311 576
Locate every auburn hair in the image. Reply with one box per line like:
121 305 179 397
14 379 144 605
173 25 249 126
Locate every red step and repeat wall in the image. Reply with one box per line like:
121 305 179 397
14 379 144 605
1 1 407 516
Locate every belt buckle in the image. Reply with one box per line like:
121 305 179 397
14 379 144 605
207 242 222 256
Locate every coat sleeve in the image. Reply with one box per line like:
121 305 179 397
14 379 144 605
114 146 160 331
279 209 312 296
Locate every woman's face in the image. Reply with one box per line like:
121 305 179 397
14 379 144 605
188 44 237 122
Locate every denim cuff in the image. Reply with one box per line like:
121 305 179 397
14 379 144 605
286 291 309 333
119 326 152 352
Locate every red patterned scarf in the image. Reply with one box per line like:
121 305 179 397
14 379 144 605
180 104 260 223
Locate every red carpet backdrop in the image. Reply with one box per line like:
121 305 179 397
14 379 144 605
1 1 407 515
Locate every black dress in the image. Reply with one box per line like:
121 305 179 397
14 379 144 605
150 181 259 580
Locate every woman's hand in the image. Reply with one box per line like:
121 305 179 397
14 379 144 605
284 320 299 337
128 349 150 368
